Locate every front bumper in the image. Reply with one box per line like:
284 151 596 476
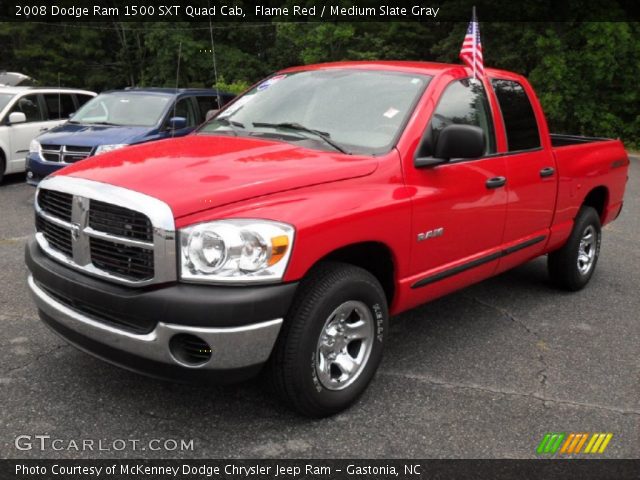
25 152 63 186
25 238 298 382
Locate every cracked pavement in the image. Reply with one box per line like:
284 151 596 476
1 158 638 459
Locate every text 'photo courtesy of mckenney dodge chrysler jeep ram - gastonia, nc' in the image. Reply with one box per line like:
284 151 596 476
22 61 629 417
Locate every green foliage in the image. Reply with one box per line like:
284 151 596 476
1 21 638 146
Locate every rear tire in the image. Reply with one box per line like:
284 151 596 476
548 206 601 291
268 262 388 417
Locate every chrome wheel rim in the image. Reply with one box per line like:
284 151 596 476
315 300 374 391
577 225 597 275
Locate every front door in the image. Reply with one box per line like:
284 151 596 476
405 79 508 292
7 94 46 170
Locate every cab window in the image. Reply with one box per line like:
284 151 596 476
420 79 496 158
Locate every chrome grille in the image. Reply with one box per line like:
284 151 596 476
37 189 73 221
35 214 73 256
89 200 153 242
40 144 93 163
90 237 154 280
34 176 177 287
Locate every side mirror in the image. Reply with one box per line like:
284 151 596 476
414 124 485 168
167 116 187 130
205 109 219 121
8 112 26 125
434 124 485 160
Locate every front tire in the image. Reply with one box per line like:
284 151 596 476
269 262 388 417
548 206 602 291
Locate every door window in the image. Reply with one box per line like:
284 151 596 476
491 79 541 151
43 93 76 120
10 94 43 122
171 98 197 128
421 79 496 158
196 96 221 123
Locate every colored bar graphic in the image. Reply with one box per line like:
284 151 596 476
539 432 613 455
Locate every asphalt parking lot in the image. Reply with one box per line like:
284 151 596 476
1 158 638 459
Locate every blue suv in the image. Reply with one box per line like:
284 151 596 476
26 88 234 185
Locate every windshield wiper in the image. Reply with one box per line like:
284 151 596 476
216 117 245 128
89 121 121 126
252 122 350 154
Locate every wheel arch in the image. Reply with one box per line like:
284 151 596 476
581 186 609 222
309 241 396 306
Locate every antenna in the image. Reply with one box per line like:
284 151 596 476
172 41 182 138
58 72 61 119
208 0 221 110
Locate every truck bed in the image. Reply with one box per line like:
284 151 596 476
550 133 612 147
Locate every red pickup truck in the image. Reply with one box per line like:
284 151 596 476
26 61 629 417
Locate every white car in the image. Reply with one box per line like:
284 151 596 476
0 87 96 183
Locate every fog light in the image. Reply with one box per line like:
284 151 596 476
169 334 212 366
27 171 34 179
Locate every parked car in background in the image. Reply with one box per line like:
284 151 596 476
0 87 96 183
0 71 36 87
26 88 235 185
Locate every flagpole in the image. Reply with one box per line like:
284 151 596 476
472 6 477 81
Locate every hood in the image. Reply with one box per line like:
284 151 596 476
38 123 152 148
57 134 378 218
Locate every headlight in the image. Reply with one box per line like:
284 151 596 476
180 219 295 284
94 144 128 155
29 139 40 154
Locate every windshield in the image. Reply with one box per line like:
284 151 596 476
199 69 431 155
0 93 14 112
71 92 171 127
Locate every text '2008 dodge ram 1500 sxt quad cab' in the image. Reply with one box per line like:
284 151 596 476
25 62 629 417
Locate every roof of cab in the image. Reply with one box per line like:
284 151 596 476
279 60 522 80
112 87 234 97
0 86 96 95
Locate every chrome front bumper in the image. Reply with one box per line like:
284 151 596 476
27 275 283 371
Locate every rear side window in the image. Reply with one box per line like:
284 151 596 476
43 93 76 120
10 94 43 122
491 79 541 151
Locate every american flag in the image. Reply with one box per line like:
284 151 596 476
459 8 484 80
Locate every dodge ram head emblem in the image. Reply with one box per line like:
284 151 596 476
70 223 81 241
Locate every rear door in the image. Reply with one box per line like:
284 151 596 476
405 78 508 292
490 78 557 272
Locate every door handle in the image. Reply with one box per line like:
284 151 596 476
39 127 49 132
486 176 507 189
539 166 555 178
